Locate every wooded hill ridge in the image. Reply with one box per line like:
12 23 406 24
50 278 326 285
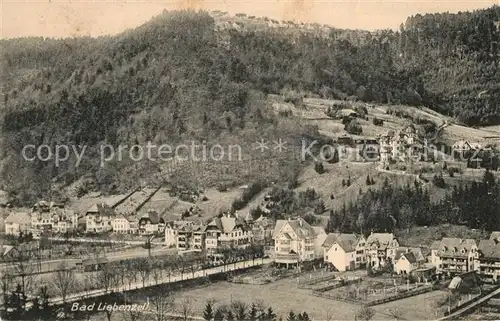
0 7 499 204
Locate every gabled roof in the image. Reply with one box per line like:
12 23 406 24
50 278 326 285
435 238 477 257
399 252 417 264
5 212 30 224
366 233 396 250
273 218 316 240
395 247 425 262
479 239 500 259
86 203 115 216
207 215 248 234
323 233 359 250
331 234 359 253
430 240 441 251
489 232 500 241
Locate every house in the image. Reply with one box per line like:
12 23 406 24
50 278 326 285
393 247 425 275
272 218 324 268
138 210 164 235
379 124 420 165
251 215 274 244
205 213 252 253
322 233 365 271
5 212 31 236
112 215 132 234
85 203 115 233
176 222 206 252
365 232 399 269
430 238 478 275
477 238 500 283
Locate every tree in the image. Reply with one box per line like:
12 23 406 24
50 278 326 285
231 300 247 321
345 120 363 135
287 311 297 321
314 162 324 174
203 300 214 321
356 306 375 321
262 307 277 321
297 312 312 321
178 297 195 321
135 258 152 287
151 294 175 321
226 310 235 321
52 263 77 304
213 308 225 321
386 307 403 321
96 263 119 294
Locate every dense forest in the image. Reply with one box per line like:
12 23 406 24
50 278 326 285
328 170 500 234
0 7 499 203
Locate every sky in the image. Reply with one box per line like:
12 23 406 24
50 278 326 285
0 0 498 39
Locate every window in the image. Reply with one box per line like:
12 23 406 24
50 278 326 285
325 256 328 260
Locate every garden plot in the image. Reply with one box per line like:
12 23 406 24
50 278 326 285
316 278 434 306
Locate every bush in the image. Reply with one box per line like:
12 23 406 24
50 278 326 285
345 121 363 135
314 162 325 174
372 117 384 126
231 180 266 211
432 174 446 188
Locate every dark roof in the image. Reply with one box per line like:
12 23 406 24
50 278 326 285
479 239 500 259
400 252 417 264
434 238 477 258
323 233 359 251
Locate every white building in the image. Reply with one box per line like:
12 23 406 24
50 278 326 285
365 232 399 269
205 213 252 253
430 238 478 275
379 124 420 166
272 218 326 268
85 203 115 233
5 212 31 236
322 233 366 271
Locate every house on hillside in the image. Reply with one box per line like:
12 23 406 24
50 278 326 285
138 210 165 235
85 203 115 233
205 213 252 253
272 218 325 268
430 238 478 275
452 140 474 159
322 233 366 271
5 212 31 236
489 231 500 242
365 232 399 269
478 238 500 283
379 124 421 166
251 215 274 244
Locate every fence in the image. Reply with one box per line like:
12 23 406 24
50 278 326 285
297 274 336 289
312 278 362 293
312 283 434 306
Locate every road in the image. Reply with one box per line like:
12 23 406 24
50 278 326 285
0 246 177 275
32 236 166 246
48 258 272 306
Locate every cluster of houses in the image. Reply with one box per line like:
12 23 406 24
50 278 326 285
4 200 170 237
164 212 274 253
271 219 500 284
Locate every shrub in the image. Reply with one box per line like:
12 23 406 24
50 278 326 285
345 121 363 135
231 180 266 211
314 162 324 174
372 117 384 126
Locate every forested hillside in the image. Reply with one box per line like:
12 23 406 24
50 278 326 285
0 7 499 204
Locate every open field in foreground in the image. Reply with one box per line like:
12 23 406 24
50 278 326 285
98 277 448 321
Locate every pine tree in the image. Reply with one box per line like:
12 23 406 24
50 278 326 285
214 308 225 321
366 175 371 185
287 311 297 321
203 301 214 321
226 311 234 321
249 302 258 321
